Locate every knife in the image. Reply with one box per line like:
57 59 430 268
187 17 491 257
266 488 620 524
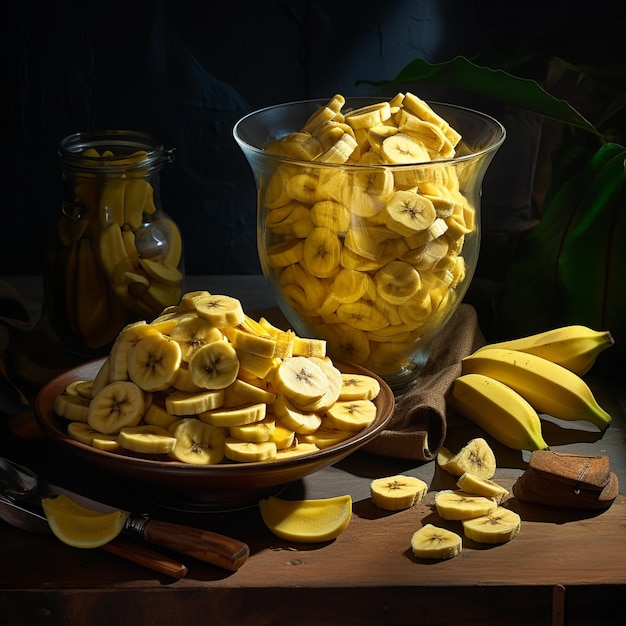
37 481 250 571
0 494 188 579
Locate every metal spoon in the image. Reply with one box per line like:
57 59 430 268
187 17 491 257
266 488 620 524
0 456 250 571
0 457 38 500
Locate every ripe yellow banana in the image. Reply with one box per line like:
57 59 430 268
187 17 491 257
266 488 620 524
475 325 614 376
461 348 612 430
447 373 549 451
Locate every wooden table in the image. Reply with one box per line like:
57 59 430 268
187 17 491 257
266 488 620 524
1 275 625 626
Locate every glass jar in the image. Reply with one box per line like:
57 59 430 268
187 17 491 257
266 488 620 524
43 130 185 359
234 98 505 393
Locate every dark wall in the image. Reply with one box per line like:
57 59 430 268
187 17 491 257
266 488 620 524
2 0 623 275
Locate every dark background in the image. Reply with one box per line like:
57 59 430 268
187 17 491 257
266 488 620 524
3 0 624 276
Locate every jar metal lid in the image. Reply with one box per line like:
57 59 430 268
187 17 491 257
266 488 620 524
58 130 175 174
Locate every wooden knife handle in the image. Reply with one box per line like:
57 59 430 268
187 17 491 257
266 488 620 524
139 518 250 571
103 537 188 579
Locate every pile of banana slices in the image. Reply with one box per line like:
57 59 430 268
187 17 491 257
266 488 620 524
368 438 520 560
53 291 382 464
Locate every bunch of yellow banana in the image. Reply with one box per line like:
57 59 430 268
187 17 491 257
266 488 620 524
447 325 614 451
49 148 183 352
261 92 474 376
53 291 382 464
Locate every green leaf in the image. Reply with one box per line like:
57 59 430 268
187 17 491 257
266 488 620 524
499 144 626 363
370 56 599 136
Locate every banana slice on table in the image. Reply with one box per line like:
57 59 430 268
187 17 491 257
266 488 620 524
188 340 240 390
434 490 498 521
370 475 428 511
87 381 146 434
437 438 497 480
456 472 509 504
462 507 521 544
169 418 226 465
411 524 462 560
127 333 182 392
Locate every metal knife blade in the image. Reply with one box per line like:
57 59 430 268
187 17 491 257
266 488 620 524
0 494 188 579
40 481 250 571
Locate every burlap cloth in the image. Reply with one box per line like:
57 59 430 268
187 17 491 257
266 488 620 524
363 303 485 462
1 278 486 456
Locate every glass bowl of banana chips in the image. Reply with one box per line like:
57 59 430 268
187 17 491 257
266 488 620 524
234 94 505 393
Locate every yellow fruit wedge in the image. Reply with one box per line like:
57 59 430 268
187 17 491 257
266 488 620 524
41 494 128 549
258 495 352 543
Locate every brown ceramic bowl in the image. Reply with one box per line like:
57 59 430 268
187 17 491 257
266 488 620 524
35 358 394 511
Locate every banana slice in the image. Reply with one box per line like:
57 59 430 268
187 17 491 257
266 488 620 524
143 401 180 429
228 416 276 443
374 260 421 305
380 133 429 164
200 402 266 428
298 427 354 449
193 294 245 328
170 316 224 361
54 393 91 422
222 325 277 358
222 378 277 407
326 399 377 432
384 190 436 236
127 333 182 392
437 438 497 480
108 322 155 381
169 418 226 465
410 524 462 560
274 356 330 409
64 380 94 399
456 472 510 504
275 442 320 459
434 490 498 521
272 395 323 435
224 439 277 463
188 340 240 390
301 227 342 278
87 381 145 434
298 357 343 412
165 389 225 416
462 507 521 544
67 421 100 445
118 425 177 454
370 475 428 511
270 421 296 449
338 373 381 401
